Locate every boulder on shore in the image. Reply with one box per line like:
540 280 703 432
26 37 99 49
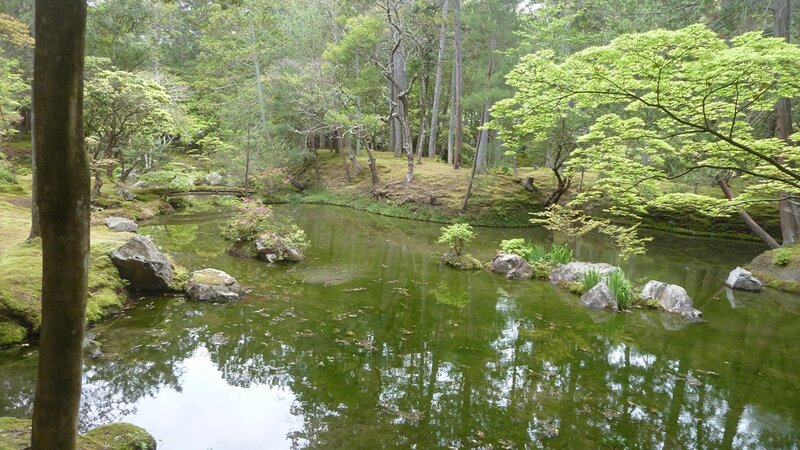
111 235 174 291
186 268 242 303
549 262 620 287
725 267 762 292
105 216 138 233
641 280 703 322
580 282 618 311
489 253 533 280
442 252 484 271
0 417 157 450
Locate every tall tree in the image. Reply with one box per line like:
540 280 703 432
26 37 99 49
427 0 448 158
31 0 90 449
772 0 799 245
451 0 463 169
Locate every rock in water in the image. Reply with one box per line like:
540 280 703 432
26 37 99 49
111 235 175 291
186 268 242 303
580 282 618 311
255 233 304 263
489 253 533 280
725 267 763 292
549 262 620 286
441 252 484 271
641 280 703 322
105 216 138 233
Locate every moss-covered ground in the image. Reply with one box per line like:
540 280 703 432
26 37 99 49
0 417 156 450
282 152 779 237
748 245 800 294
0 176 135 347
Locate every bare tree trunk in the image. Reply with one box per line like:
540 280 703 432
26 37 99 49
28 125 40 240
335 127 351 182
345 131 360 176
447 68 456 166
416 75 428 164
717 178 781 249
773 0 799 245
389 22 408 157
363 135 380 185
475 104 490 175
251 29 272 145
31 1 90 449
428 0 449 158
452 0 463 169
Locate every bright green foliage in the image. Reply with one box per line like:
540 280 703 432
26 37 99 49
438 224 476 256
138 163 204 192
499 239 533 259
581 269 601 293
548 243 573 264
532 205 651 260
607 270 632 310
84 59 177 176
501 24 800 246
773 249 791 267
0 14 29 145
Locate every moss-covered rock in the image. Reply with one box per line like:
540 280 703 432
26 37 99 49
0 418 156 450
441 252 483 270
0 321 26 347
748 245 800 294
80 423 157 450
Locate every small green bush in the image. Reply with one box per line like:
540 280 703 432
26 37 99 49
438 223 475 256
607 270 632 310
222 199 276 242
773 248 791 266
548 243 573 265
581 269 601 293
499 238 532 259
530 244 548 262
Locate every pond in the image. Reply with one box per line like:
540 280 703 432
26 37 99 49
1 204 799 449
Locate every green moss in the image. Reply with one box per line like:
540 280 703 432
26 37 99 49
0 321 27 347
168 256 189 292
748 245 800 294
79 423 157 450
0 417 30 450
0 418 156 450
441 253 484 270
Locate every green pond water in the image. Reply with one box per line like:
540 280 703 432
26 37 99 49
1 204 800 449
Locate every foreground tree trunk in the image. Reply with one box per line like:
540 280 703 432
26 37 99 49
31 1 90 449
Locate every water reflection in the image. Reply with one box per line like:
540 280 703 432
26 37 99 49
0 205 798 449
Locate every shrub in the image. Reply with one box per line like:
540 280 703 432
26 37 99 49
437 223 475 256
530 244 548 262
500 238 532 259
222 199 275 242
0 156 19 193
581 269 601 293
773 248 791 266
607 270 632 310
548 244 573 264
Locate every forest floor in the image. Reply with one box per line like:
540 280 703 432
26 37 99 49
0 175 137 347
287 151 780 238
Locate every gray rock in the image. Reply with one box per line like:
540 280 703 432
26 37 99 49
132 181 147 189
105 216 138 233
641 280 703 322
580 282 619 311
186 268 242 303
489 253 533 280
205 172 224 186
117 183 136 201
549 262 620 286
255 233 304 263
111 235 175 291
725 266 762 292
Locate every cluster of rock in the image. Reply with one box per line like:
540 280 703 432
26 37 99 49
227 233 305 263
487 254 706 323
110 235 243 304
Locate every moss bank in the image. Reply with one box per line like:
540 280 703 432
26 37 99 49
748 245 800 294
0 418 156 450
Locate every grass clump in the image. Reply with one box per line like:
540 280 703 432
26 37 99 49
581 269 601 293
773 248 791 266
498 239 573 264
607 270 633 311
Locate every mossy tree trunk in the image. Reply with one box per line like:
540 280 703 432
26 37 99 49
31 1 90 449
